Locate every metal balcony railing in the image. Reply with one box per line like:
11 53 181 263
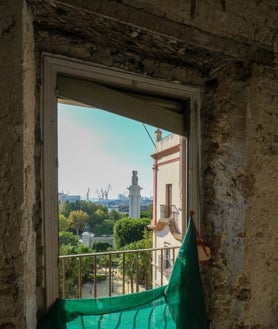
59 246 180 299
157 254 174 272
160 204 179 221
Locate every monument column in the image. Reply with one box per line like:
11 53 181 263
127 171 142 218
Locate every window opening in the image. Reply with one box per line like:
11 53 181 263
165 184 172 218
164 242 172 270
57 100 185 299
43 55 201 307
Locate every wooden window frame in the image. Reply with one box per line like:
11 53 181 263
42 54 201 307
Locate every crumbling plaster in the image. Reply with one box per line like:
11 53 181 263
244 66 278 327
0 0 277 328
29 0 276 66
122 0 277 46
201 62 278 328
0 1 36 329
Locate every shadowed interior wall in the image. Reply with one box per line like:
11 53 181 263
0 1 36 328
201 63 278 327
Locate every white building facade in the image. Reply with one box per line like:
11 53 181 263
150 130 187 287
81 232 114 248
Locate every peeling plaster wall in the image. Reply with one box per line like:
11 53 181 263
201 63 278 328
48 0 275 66
0 1 36 328
122 0 277 46
22 3 37 328
201 63 251 327
244 66 278 327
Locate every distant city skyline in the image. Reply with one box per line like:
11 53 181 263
58 103 170 200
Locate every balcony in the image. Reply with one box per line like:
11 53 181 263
157 253 174 278
148 205 182 241
59 246 180 299
160 204 179 220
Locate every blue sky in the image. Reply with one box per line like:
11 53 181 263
58 103 168 199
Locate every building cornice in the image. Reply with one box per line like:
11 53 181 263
151 144 181 160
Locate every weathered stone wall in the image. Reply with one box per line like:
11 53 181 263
122 0 276 46
201 62 278 328
201 62 251 327
49 0 275 66
0 1 37 328
244 66 278 327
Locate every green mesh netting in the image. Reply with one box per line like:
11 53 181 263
38 217 208 329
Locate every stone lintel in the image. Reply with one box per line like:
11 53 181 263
51 0 274 66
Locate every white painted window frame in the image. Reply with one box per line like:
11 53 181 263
42 54 201 307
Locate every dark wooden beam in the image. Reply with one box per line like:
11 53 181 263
54 0 274 66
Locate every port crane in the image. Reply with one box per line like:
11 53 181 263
86 188 90 201
96 184 112 200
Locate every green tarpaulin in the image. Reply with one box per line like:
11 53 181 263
38 217 208 329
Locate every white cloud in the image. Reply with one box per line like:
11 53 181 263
58 115 153 198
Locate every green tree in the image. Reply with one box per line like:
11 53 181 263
79 201 99 231
94 219 114 235
68 210 89 235
113 218 150 249
59 214 72 231
79 200 98 214
79 201 109 232
128 230 152 286
109 209 120 221
59 201 80 218
59 242 96 298
118 252 136 293
59 231 80 248
92 242 112 252
118 230 153 291
59 200 109 232
140 207 152 219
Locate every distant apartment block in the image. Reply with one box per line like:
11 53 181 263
58 192 81 204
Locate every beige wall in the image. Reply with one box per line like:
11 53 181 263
155 134 183 235
0 1 277 328
153 134 183 286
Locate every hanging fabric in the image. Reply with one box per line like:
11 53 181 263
38 217 208 329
